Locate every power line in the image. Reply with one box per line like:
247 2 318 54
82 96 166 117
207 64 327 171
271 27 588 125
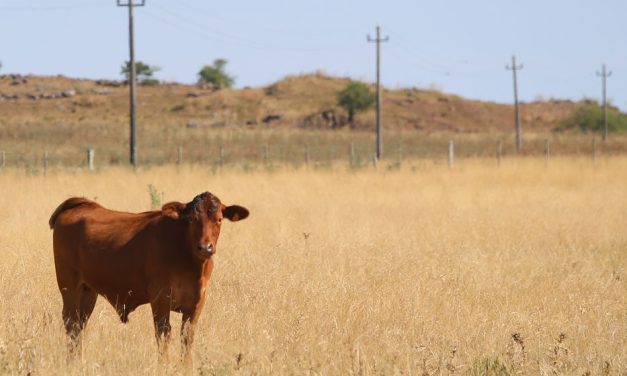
506 55 524 153
0 3 106 11
142 8 220 42
368 25 389 160
173 0 307 36
148 2 328 52
596 64 612 142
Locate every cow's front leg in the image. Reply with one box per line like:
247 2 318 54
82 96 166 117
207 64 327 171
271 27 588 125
150 300 171 361
180 310 201 365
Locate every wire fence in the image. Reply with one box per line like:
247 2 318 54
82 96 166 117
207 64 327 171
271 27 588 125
0 136 613 175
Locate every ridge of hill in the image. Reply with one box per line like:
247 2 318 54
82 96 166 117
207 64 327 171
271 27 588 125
3 72 623 167
0 72 589 133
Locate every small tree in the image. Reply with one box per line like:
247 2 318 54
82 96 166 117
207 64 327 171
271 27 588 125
337 81 375 124
198 59 234 88
120 61 160 85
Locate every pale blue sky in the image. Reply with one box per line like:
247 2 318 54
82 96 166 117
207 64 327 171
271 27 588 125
0 0 625 109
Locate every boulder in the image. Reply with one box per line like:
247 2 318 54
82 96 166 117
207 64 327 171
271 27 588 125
61 90 76 98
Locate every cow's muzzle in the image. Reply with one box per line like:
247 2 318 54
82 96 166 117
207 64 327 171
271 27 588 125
196 243 214 257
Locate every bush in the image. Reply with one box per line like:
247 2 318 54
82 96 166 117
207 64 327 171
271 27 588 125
120 61 160 85
337 81 375 125
140 78 160 86
198 59 234 89
559 102 627 133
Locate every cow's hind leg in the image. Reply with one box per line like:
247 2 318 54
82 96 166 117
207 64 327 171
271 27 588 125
77 284 97 329
57 269 81 340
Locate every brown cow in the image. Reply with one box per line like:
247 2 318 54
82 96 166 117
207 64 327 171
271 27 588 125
49 192 249 360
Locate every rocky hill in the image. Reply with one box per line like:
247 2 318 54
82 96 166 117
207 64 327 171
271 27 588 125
2 72 622 167
0 72 587 133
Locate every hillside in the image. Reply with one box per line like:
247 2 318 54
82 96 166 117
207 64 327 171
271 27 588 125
0 72 585 132
0 73 622 167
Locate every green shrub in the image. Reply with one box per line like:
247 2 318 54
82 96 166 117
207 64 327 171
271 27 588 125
198 59 235 88
559 102 627 133
140 78 160 86
120 61 160 85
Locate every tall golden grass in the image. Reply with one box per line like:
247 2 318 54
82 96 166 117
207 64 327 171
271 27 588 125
0 158 624 375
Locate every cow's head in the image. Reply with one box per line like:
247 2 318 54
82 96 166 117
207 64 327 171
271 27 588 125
162 192 249 260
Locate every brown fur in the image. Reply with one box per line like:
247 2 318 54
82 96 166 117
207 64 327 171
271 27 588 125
49 193 249 361
48 197 97 229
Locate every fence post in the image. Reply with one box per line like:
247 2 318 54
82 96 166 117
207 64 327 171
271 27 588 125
448 140 454 169
219 145 225 168
497 140 502 167
263 144 269 169
372 154 378 170
0 151 5 168
176 146 183 165
304 145 310 167
43 151 48 176
87 148 94 171
544 139 550 166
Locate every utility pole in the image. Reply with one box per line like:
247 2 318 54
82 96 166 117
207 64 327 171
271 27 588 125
506 55 523 153
367 26 389 160
117 0 145 168
596 64 612 142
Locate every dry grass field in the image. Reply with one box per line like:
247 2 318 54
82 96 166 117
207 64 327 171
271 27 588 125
0 158 625 375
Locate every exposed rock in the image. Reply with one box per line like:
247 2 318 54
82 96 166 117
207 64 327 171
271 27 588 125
0 93 19 100
7 74 27 85
262 114 282 123
61 90 76 98
95 79 123 87
300 109 347 129
92 88 111 95
186 121 227 129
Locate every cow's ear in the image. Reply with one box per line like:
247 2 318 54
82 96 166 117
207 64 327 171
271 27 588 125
222 205 249 222
162 202 185 220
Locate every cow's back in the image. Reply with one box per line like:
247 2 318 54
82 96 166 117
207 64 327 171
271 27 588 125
50 198 165 303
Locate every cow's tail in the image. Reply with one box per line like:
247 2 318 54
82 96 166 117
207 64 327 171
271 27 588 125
49 197 95 229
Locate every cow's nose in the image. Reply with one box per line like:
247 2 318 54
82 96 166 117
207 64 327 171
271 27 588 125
197 244 213 254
